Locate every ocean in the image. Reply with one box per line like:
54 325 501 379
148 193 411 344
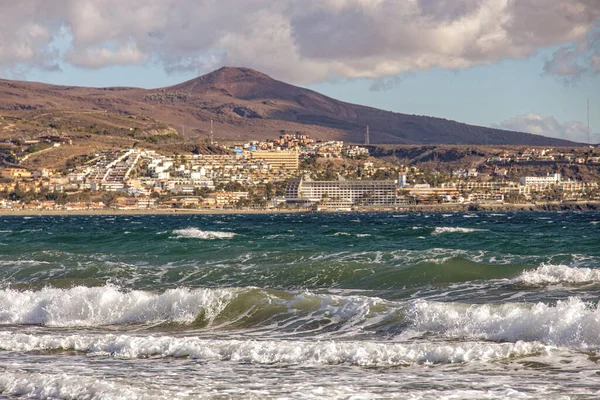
0 212 599 399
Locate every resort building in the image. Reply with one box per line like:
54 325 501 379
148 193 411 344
286 178 402 207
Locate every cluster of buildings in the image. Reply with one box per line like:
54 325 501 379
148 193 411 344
233 133 370 159
282 171 599 210
395 172 598 204
486 148 600 165
64 148 301 195
2 134 600 211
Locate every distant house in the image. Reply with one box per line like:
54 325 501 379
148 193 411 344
0 168 31 179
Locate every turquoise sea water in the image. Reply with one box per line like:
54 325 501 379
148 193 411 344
1 212 600 399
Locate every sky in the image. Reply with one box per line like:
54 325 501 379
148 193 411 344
0 0 599 143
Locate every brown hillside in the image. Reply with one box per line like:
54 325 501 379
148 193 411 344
0 67 580 146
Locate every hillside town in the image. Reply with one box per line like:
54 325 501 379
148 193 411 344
1 133 600 212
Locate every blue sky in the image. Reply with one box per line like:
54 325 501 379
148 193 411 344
1 1 599 142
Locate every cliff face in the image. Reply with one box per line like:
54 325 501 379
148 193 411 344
0 67 578 146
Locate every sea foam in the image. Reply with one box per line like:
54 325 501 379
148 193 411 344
0 333 546 366
0 371 164 400
172 228 236 239
515 264 600 285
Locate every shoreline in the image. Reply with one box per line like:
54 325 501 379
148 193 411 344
1 201 599 216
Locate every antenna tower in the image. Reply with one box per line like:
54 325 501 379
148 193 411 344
588 98 591 145
210 119 214 145
365 125 370 145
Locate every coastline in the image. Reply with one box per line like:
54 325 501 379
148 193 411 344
1 201 599 216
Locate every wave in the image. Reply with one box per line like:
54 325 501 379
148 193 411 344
9 250 594 293
0 285 403 334
332 232 371 238
0 333 546 366
172 228 236 239
432 227 486 235
408 297 600 349
0 251 531 296
0 259 52 266
5 285 600 349
0 285 238 327
515 264 600 285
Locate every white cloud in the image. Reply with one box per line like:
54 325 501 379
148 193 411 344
0 0 598 83
499 113 593 143
0 0 64 76
66 42 147 69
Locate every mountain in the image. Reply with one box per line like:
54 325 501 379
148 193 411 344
0 67 578 146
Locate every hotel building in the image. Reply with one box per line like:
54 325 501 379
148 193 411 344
286 178 402 207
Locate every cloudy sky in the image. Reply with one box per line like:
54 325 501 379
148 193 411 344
1 0 599 142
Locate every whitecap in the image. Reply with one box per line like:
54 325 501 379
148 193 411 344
333 232 352 236
515 264 600 285
172 228 236 239
432 227 486 235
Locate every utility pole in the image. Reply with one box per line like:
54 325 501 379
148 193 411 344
365 125 370 145
210 119 214 145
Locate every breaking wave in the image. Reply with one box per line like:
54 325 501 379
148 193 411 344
515 264 600 285
5 285 600 349
0 285 238 327
0 285 400 335
408 297 600 349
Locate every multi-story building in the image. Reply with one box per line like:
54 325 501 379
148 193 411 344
286 178 401 206
251 150 299 171
519 173 561 187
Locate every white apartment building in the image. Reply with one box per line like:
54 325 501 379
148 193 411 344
519 173 561 186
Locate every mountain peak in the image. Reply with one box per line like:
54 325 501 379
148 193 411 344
207 66 271 81
167 66 298 100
